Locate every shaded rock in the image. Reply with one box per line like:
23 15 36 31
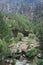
37 53 42 58
5 59 13 64
15 60 29 65
10 41 29 53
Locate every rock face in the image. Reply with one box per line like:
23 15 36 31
20 43 28 52
10 41 29 53
9 37 29 53
3 59 13 65
15 60 29 65
37 53 42 58
8 36 39 61
9 36 39 53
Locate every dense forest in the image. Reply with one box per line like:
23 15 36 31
0 0 43 65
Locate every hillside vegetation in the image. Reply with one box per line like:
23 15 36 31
0 12 43 65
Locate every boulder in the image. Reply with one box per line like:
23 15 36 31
37 53 42 58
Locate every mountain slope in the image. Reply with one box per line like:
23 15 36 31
0 0 43 19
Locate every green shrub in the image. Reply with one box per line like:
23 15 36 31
0 12 13 43
26 49 38 58
37 59 43 65
14 32 23 43
28 33 36 39
17 33 23 41
7 13 33 33
28 33 39 45
0 39 12 59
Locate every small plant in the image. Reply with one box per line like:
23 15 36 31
28 33 36 39
26 48 39 58
0 39 12 59
17 32 23 41
37 59 43 65
14 32 23 43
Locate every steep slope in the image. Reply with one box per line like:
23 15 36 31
0 0 43 19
